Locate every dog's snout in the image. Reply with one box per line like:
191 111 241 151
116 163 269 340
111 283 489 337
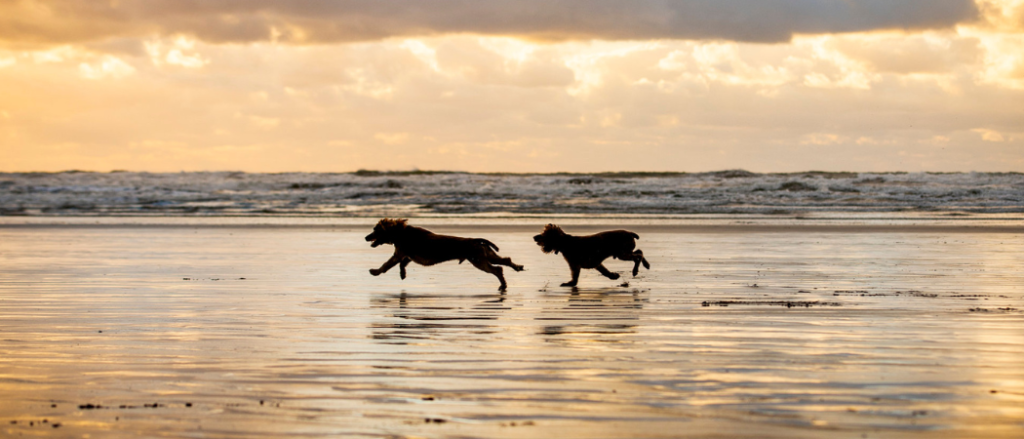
365 233 375 242
533 234 543 242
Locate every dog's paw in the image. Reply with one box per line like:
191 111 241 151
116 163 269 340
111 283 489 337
642 259 651 270
632 267 639 276
369 269 381 276
607 272 620 280
513 264 525 272
560 281 577 287
498 284 508 292
400 271 406 280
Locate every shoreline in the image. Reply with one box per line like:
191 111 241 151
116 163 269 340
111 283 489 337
3 224 1023 233
1 215 1022 233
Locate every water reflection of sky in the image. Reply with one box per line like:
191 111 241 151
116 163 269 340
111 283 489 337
0 226 1022 438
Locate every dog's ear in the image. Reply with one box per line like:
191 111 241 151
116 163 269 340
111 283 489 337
543 223 563 235
378 217 408 231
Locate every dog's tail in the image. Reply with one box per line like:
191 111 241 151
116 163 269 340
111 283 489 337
474 238 500 252
629 232 640 240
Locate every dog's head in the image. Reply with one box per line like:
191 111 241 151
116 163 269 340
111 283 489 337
365 218 408 248
533 223 567 254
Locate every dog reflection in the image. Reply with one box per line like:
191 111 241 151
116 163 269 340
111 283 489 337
369 292 508 344
536 288 646 346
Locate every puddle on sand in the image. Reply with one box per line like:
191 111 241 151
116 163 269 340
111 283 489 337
0 227 1023 438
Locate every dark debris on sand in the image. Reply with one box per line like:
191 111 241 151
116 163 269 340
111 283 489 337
77 401 194 410
12 419 60 428
500 420 536 427
182 277 247 281
833 290 939 298
702 300 842 308
12 400 196 430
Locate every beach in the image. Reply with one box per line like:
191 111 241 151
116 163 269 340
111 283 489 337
5 0 1024 435
1 222 1022 438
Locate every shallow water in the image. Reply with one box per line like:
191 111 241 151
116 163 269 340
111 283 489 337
1 225 1022 438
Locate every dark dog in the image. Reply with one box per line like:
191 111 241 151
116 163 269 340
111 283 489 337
533 224 650 287
365 218 524 290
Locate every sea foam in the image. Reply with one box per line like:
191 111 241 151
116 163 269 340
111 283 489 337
1 171 1021 217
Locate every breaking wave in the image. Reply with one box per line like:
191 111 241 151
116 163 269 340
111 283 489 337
1 170 1022 217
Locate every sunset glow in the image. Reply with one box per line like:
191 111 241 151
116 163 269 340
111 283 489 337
1 0 1022 172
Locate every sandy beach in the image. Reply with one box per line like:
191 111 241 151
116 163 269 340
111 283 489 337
1 222 1022 438
5 0 1024 436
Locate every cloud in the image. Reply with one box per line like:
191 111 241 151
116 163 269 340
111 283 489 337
144 37 209 68
972 128 1007 141
434 39 575 87
78 55 135 79
0 0 979 48
4 32 1022 174
2 2 1022 174
828 32 981 74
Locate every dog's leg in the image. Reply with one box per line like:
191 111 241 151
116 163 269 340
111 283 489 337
494 265 506 291
561 264 581 287
488 254 524 272
615 251 641 276
625 250 649 276
399 257 411 280
470 258 507 291
370 253 402 276
636 249 650 272
595 264 620 280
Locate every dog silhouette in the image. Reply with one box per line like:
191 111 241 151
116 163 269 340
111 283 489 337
366 218 524 290
533 224 649 287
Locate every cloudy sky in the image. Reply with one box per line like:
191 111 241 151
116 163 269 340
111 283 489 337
1 0 1022 173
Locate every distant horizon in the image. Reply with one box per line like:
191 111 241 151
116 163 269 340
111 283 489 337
3 168 1023 176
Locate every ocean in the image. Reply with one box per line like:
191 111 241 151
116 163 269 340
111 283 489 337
2 170 1022 219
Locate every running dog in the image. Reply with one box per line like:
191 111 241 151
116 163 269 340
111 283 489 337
533 224 650 287
365 218 524 290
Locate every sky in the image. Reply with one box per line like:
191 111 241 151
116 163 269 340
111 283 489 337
1 0 1022 173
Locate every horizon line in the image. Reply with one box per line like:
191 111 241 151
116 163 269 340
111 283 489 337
2 169 1023 177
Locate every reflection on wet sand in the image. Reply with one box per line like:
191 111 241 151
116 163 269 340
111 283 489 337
1 227 1022 438
368 288 647 348
537 288 644 346
370 292 506 343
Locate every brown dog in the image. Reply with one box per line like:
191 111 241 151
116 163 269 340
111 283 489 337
365 218 524 290
533 224 650 287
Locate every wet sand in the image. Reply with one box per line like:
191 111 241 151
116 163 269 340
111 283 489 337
1 224 1022 438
